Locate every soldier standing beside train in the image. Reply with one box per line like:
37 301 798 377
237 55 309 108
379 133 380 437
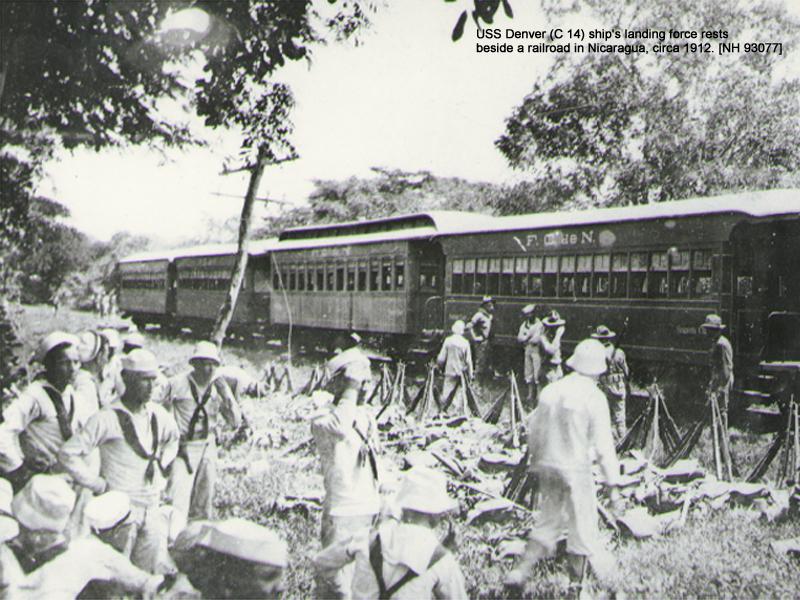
701 314 734 431
468 296 495 383
591 325 630 441
539 310 566 385
517 304 543 408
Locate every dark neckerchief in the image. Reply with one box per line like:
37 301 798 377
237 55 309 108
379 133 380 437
40 382 74 440
112 406 168 482
9 538 70 574
187 376 215 441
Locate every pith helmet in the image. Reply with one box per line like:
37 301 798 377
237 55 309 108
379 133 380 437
566 338 608 376
190 341 221 365
451 320 466 335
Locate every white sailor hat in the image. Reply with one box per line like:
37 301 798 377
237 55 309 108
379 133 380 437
175 518 289 568
521 304 536 316
84 491 131 531
77 330 104 363
451 320 465 335
121 349 159 377
396 466 458 515
12 475 76 533
36 331 80 363
99 328 123 351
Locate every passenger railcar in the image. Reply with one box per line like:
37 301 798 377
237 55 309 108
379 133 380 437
436 189 800 376
118 240 276 332
268 212 486 351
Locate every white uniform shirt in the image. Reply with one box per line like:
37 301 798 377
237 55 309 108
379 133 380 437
311 402 381 518
59 401 179 506
7 537 156 599
0 381 84 472
436 334 472 378
163 372 241 440
315 520 468 600
527 372 619 485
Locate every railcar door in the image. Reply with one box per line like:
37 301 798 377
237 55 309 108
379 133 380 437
410 242 445 334
731 219 800 363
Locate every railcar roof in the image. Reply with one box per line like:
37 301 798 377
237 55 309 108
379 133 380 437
278 211 494 242
119 239 278 264
467 189 800 235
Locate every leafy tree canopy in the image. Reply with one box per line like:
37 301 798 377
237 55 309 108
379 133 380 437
496 0 800 207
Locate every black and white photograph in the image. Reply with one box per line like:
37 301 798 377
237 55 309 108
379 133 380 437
1 0 799 597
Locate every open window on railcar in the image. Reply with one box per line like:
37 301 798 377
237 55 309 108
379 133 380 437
500 258 514 296
288 265 296 291
395 259 405 290
451 259 463 293
543 256 558 296
669 250 691 297
336 263 345 291
487 258 500 295
370 260 380 291
463 259 475 294
593 254 610 297
382 258 393 291
559 255 576 297
475 258 488 295
357 261 367 291
326 264 335 291
611 253 628 297
346 263 356 291
629 252 648 297
529 256 543 296
692 250 714 298
514 257 527 295
297 265 306 291
576 254 592 297
649 252 669 298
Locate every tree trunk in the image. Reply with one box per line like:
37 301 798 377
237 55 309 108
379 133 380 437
210 148 267 347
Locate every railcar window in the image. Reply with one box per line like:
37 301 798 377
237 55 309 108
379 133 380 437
500 258 514 296
357 262 367 292
326 265 334 291
273 267 281 290
514 257 527 296
630 252 648 298
670 250 690 297
692 250 714 298
346 263 356 291
452 260 464 293
463 259 475 294
475 258 488 295
307 265 315 291
736 242 754 297
298 266 306 291
543 256 558 296
336 265 345 291
559 255 576 297
611 253 628 298
370 260 380 291
288 266 296 291
649 252 668 298
487 258 501 295
575 254 592 297
395 260 405 290
593 254 610 297
382 259 393 291
528 256 543 296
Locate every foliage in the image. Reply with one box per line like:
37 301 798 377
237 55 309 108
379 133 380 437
496 0 800 206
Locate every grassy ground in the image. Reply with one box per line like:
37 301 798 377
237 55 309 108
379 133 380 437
11 305 800 598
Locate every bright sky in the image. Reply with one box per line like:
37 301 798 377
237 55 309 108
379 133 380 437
36 0 800 244
38 0 552 243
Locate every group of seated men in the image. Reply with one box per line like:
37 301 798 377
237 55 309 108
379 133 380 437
0 327 286 597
